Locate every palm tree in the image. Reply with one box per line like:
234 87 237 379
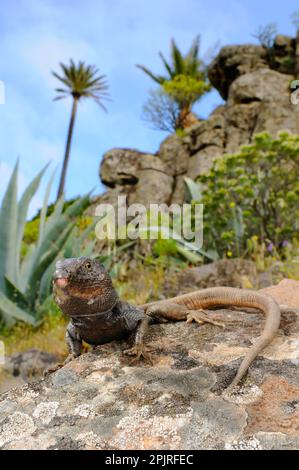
137 36 208 127
137 36 204 83
53 60 109 200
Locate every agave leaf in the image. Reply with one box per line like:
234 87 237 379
39 220 96 303
175 244 203 264
38 258 57 304
18 244 36 292
0 160 18 290
175 237 219 261
80 240 96 257
21 203 68 292
26 222 75 305
21 196 89 296
4 276 30 309
41 194 65 242
0 291 36 324
64 194 90 217
38 167 56 246
184 177 202 201
65 218 96 256
16 165 49 284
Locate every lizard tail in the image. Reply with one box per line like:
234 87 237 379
144 287 281 388
187 287 281 389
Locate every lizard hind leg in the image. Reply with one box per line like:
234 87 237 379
146 302 224 328
186 310 225 328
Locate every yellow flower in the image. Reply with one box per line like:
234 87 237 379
227 251 233 257
229 202 235 208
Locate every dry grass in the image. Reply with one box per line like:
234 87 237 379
0 312 68 358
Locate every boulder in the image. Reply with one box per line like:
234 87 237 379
208 45 267 100
99 150 174 207
0 279 298 449
158 134 189 176
97 36 299 210
163 259 258 298
100 148 142 187
1 350 59 394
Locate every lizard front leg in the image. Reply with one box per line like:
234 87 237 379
44 321 83 376
145 301 224 328
123 316 153 364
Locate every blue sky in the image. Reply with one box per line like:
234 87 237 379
0 0 297 216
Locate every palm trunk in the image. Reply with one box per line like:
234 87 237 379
56 97 78 201
177 104 197 129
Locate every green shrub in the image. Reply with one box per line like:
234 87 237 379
153 239 178 257
163 74 211 110
196 132 299 257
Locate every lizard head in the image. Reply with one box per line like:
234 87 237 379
53 257 118 316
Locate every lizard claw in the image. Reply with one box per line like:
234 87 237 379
123 345 154 365
186 310 225 328
43 353 79 377
43 362 64 377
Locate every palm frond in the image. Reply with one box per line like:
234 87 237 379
136 64 166 84
52 60 110 106
138 35 206 84
158 52 174 79
170 39 185 74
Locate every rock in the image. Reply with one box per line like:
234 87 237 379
0 280 298 449
129 168 173 207
260 279 299 307
164 259 257 297
99 149 174 207
97 38 299 210
4 349 58 380
187 145 223 178
158 134 189 176
271 35 296 74
274 35 293 48
208 45 267 100
1 349 59 394
227 68 278 104
99 148 143 187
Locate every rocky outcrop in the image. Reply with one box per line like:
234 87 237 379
1 350 59 394
163 259 258 299
97 36 299 207
0 279 298 450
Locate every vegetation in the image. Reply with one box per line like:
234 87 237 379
142 89 181 132
0 162 94 326
53 60 109 200
137 36 210 130
191 132 299 258
253 23 277 49
1 32 299 364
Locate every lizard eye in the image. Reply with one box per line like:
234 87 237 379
86 262 92 270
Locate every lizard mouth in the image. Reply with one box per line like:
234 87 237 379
55 278 69 288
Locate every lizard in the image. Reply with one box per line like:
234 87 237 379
49 256 282 390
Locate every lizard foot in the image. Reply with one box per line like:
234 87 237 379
43 353 79 377
186 310 225 328
123 345 154 365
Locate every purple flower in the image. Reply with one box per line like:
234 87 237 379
267 242 274 253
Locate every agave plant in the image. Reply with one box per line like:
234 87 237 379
0 162 95 325
136 180 219 265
